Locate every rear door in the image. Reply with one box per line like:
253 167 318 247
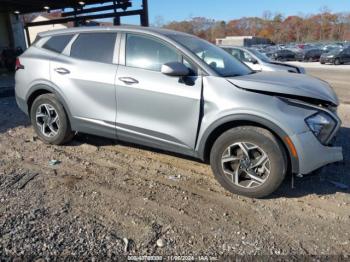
115 33 202 153
50 32 119 138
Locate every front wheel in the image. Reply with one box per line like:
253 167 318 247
30 94 74 145
334 58 341 65
210 126 287 198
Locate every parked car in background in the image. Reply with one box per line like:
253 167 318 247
15 26 343 198
271 49 297 61
220 46 305 73
322 44 341 53
296 49 324 62
320 48 350 65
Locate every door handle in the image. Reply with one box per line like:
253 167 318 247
118 77 139 85
54 68 70 75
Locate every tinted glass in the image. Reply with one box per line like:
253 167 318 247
229 48 244 60
242 50 254 62
43 34 74 53
248 48 271 63
170 35 252 77
126 34 181 71
70 33 117 63
183 58 198 76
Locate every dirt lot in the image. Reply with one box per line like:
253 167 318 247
0 90 350 258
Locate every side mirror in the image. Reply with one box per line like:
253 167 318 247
251 59 258 64
161 62 189 77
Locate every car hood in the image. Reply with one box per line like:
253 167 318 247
227 71 339 106
266 61 304 73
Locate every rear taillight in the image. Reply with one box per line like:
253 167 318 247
15 58 24 70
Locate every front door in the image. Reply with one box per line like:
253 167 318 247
115 33 202 153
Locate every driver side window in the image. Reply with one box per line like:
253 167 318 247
230 49 243 61
242 51 254 63
126 34 181 72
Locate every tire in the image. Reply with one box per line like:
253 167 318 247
210 126 287 198
320 61 325 64
334 58 341 65
30 94 74 145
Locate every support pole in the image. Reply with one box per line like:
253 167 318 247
24 26 31 46
113 16 121 25
140 0 149 27
73 8 78 27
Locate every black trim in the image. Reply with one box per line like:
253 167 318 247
194 76 205 148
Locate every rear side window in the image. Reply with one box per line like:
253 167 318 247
70 33 117 64
42 34 74 53
126 34 181 71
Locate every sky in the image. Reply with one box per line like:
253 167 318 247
119 0 349 25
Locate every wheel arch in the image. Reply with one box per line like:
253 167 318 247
26 84 73 125
197 114 299 174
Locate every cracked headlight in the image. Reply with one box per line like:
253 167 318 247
305 112 336 144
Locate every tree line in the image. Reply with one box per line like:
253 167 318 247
155 9 350 44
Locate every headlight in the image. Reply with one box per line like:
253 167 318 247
305 112 336 144
327 55 334 58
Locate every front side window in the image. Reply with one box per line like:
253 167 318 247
70 33 117 64
229 48 244 61
242 51 255 63
126 34 181 71
169 35 252 77
42 34 74 53
248 48 271 63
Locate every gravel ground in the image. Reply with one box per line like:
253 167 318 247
0 97 349 260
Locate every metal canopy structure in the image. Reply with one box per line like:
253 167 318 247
0 0 149 44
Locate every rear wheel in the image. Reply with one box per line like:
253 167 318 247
30 94 74 145
210 126 287 198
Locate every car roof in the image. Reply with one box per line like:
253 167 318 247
38 25 193 38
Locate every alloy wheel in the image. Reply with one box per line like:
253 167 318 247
221 142 271 189
35 104 60 137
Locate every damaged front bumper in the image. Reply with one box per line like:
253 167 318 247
290 131 343 175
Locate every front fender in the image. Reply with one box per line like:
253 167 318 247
196 113 299 174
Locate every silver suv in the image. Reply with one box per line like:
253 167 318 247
15 26 343 198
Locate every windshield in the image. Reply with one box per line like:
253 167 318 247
326 48 342 55
169 35 252 77
248 48 271 63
